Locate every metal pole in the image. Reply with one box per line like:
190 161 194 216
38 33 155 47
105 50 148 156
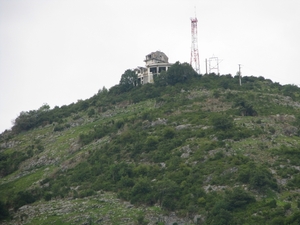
239 64 242 86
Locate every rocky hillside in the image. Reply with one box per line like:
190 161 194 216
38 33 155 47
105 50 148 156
1 67 300 224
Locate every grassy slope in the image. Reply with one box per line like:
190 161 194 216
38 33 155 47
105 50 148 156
1 74 300 224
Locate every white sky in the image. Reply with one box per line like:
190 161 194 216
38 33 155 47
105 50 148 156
1 0 300 133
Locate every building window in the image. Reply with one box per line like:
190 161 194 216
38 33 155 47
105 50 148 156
150 67 157 73
159 67 166 73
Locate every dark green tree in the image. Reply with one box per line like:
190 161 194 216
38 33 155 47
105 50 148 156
166 61 197 85
286 211 300 225
154 71 167 86
282 84 299 100
234 98 257 116
131 177 154 204
155 179 179 210
0 200 9 221
119 69 138 92
38 103 50 111
211 114 234 131
163 127 176 139
224 188 256 211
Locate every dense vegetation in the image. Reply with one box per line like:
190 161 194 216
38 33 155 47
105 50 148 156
1 62 300 224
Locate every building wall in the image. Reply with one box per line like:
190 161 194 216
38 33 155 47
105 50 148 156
136 51 172 85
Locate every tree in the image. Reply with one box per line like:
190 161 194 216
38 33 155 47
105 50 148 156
119 69 138 92
234 98 257 116
155 179 179 209
0 200 9 221
166 61 197 85
38 103 50 112
163 127 176 139
207 188 255 225
286 211 300 225
211 114 234 131
144 136 158 152
282 84 299 98
98 86 108 95
131 177 154 204
12 191 37 210
237 163 278 191
12 111 37 133
224 188 256 211
154 71 167 86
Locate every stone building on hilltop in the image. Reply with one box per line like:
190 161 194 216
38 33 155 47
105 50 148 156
135 51 173 84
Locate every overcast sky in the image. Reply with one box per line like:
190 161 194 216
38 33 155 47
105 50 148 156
1 0 300 133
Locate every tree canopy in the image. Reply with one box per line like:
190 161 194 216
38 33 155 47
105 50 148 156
119 69 138 92
154 61 198 86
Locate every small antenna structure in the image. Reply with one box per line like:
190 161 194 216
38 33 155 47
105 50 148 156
208 56 220 75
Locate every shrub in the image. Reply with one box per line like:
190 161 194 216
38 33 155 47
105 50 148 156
79 133 94 145
237 163 278 191
270 217 285 225
12 191 37 210
284 202 291 211
136 212 148 225
234 98 257 116
79 189 95 198
87 108 95 117
0 200 9 221
163 127 175 139
268 199 277 208
211 114 234 131
115 120 124 129
224 188 256 211
53 124 65 132
144 136 159 152
285 211 300 224
44 192 52 201
131 178 154 205
297 201 300 208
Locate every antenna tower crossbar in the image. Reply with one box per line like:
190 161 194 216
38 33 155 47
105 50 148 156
190 17 200 74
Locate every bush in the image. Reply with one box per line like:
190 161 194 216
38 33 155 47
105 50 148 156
206 188 255 225
53 124 65 132
79 189 95 198
0 200 9 221
285 211 300 224
136 212 148 225
234 98 257 116
268 199 277 208
12 191 38 210
163 127 175 139
79 133 94 145
144 136 159 152
44 192 52 201
211 114 234 131
131 178 154 205
224 188 256 211
270 217 285 225
88 108 95 117
237 163 278 191
115 120 124 129
284 202 291 210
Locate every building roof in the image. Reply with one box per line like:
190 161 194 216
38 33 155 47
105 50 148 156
144 51 169 64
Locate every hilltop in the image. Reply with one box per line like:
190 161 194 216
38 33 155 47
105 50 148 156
1 63 300 224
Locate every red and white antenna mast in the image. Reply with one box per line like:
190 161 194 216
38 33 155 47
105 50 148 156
190 13 200 74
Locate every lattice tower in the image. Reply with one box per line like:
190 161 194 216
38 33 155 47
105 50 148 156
190 17 200 74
